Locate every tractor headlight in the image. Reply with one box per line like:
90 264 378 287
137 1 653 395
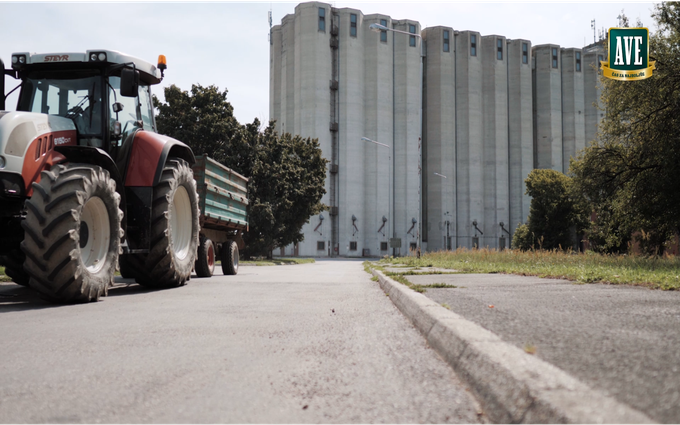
11 55 26 69
89 52 107 62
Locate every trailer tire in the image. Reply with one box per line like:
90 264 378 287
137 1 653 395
21 164 122 303
134 158 199 288
3 249 30 286
118 256 135 279
195 235 215 278
221 240 239 276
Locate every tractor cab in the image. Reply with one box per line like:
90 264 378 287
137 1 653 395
5 50 165 153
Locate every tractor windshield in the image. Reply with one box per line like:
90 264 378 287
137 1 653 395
18 71 103 145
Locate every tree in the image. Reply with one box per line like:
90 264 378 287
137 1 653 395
154 84 328 258
512 169 589 251
153 84 244 166
238 122 328 258
571 3 680 255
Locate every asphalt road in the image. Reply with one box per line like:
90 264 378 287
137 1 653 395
408 273 680 424
0 260 483 424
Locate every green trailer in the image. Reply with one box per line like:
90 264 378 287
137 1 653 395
191 155 248 277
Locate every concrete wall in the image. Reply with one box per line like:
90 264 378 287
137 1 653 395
584 45 605 146
480 35 509 249
455 31 484 249
533 44 563 172
508 39 533 232
422 26 456 252
362 14 393 257
560 48 586 174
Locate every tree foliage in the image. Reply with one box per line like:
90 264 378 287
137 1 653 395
570 3 680 255
153 84 328 258
512 169 589 251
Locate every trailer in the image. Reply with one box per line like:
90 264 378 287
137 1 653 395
192 155 248 277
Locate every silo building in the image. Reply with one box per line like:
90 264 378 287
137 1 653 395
269 1 605 257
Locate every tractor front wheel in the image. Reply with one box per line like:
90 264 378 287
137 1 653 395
21 164 122 303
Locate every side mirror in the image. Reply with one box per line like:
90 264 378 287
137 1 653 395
120 68 139 97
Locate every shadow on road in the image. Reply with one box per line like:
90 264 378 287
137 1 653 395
0 277 160 312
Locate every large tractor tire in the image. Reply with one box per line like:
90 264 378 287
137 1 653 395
195 235 215 278
221 240 239 276
3 249 30 286
125 158 199 288
21 164 123 303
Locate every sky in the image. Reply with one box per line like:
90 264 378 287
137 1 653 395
0 1 658 126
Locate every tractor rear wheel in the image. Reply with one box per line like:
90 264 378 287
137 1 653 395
21 164 122 303
195 235 215 277
132 158 199 288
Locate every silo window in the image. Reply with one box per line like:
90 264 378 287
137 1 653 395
443 30 450 52
409 24 416 47
318 8 325 32
497 38 503 60
317 241 325 250
380 19 387 43
350 14 357 37
470 34 477 56
522 43 528 64
576 51 582 72
349 241 358 251
552 47 558 68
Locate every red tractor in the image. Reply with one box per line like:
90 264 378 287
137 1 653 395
0 50 200 303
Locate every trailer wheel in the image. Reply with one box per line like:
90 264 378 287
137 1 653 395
134 158 199 288
118 256 135 279
221 240 239 275
195 235 215 277
2 249 30 286
21 164 122 303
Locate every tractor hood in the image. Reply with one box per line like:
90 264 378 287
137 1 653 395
0 112 76 176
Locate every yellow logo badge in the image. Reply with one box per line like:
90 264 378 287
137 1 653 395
601 28 655 81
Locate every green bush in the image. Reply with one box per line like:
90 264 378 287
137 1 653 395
511 223 534 251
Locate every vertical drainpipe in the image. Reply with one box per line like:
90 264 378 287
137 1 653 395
506 40 512 241
392 24 396 256
560 48 565 174
454 31 459 249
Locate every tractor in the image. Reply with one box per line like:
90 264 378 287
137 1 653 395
0 50 200 303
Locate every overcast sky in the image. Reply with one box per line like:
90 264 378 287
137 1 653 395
1 1 657 126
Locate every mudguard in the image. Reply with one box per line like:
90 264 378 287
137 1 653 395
124 131 195 187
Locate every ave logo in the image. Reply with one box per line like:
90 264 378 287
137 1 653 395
601 28 655 81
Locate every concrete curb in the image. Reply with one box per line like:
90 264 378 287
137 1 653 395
371 268 655 424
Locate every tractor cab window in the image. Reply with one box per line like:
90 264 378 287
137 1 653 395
108 76 139 141
108 76 155 140
138 84 155 132
18 73 103 146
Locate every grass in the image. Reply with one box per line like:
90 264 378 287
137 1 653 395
375 248 680 290
0 266 11 282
